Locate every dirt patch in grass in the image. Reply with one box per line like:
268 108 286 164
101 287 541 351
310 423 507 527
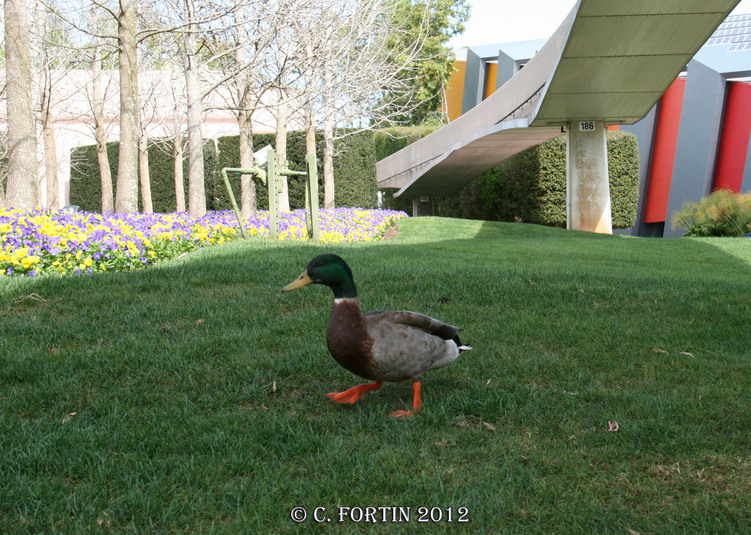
381 224 400 241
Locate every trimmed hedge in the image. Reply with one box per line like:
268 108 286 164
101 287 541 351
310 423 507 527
373 126 439 161
607 131 640 228
69 140 214 212
436 131 639 228
70 131 378 213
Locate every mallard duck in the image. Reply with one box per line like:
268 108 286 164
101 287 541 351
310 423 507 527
282 254 471 418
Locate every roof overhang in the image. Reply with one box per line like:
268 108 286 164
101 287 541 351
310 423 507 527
377 0 742 199
533 0 742 126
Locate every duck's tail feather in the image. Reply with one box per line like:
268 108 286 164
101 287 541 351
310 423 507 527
453 334 472 353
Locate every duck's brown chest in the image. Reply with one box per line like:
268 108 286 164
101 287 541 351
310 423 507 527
326 299 376 379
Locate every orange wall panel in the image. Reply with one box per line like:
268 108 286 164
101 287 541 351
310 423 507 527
445 61 466 122
484 63 498 100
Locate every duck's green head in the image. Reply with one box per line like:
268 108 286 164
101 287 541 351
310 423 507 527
282 254 358 299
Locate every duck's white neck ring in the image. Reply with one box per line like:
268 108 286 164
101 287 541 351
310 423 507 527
334 297 360 305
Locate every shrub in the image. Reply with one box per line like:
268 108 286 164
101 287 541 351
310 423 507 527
71 131 378 213
672 189 751 237
69 140 213 212
437 131 639 229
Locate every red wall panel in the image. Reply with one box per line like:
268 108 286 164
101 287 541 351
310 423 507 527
643 78 686 223
713 82 751 193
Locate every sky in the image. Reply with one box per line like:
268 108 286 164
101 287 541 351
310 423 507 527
448 0 751 49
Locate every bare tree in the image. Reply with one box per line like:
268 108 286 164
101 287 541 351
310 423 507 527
4 0 39 208
160 0 246 217
233 1 256 217
208 0 278 217
91 41 115 212
38 2 119 212
182 0 207 216
25 0 427 215
115 0 139 213
36 2 59 209
168 68 187 212
173 129 186 212
48 0 175 213
293 0 427 208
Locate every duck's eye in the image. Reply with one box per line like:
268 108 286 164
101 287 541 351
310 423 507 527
315 261 326 267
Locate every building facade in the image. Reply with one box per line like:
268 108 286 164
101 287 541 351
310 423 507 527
447 14 751 237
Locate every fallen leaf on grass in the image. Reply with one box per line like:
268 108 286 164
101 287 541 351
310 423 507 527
272 381 277 392
13 293 54 304
652 348 669 354
62 412 77 424
482 422 496 431
680 351 695 358
608 421 619 432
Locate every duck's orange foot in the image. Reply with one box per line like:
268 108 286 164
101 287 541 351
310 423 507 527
327 381 382 404
389 409 417 418
389 381 422 419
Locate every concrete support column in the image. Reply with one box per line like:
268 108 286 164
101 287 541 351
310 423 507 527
566 121 612 234
412 196 434 217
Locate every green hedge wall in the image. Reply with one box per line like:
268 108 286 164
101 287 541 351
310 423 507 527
607 131 640 229
436 131 639 228
70 130 378 213
215 130 378 210
69 140 214 212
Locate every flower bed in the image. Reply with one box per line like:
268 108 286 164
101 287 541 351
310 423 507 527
0 208 407 276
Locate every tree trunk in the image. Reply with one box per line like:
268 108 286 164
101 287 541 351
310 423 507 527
173 133 186 212
305 105 316 157
4 0 39 209
304 43 317 157
238 104 256 217
322 118 335 209
234 3 256 217
92 44 114 213
138 134 153 213
184 0 206 217
41 69 58 210
323 70 335 209
116 0 139 213
38 3 58 210
275 92 290 212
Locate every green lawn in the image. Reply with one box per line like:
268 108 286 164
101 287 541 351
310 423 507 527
1 217 750 533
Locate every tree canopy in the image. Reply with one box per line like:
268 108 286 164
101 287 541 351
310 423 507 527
384 0 470 125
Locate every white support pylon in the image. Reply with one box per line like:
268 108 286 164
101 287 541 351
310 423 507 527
566 121 613 234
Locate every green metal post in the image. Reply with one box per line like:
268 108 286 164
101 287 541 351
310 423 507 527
222 148 318 243
221 167 249 240
305 154 320 243
220 166 267 240
267 149 279 239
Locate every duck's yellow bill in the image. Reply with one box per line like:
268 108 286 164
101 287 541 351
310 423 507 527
282 270 313 292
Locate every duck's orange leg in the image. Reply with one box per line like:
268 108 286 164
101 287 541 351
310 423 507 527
390 381 421 418
327 381 382 404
